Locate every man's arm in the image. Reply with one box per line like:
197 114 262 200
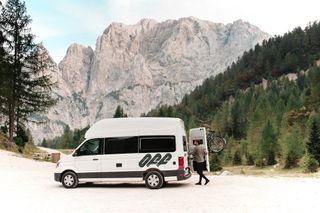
202 145 208 155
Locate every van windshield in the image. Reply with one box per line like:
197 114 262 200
77 139 102 155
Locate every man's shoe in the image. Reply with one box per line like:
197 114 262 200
195 182 201 185
205 180 210 185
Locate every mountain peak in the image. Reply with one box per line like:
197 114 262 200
137 18 157 25
30 17 271 142
66 43 92 53
233 19 245 24
178 16 201 22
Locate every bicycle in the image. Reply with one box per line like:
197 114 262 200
206 130 226 153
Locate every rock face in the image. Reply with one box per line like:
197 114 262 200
29 17 270 142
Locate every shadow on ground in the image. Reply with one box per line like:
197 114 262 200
72 182 191 189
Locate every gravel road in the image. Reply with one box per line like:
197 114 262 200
1 149 320 213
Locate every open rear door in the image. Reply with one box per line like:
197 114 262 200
189 127 210 172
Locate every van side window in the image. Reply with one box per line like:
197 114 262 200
78 139 102 156
105 137 138 154
139 136 176 153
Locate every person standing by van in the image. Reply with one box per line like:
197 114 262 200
192 140 210 185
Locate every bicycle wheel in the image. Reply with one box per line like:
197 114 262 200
208 136 226 153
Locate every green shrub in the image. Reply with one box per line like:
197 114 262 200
210 153 223 171
284 150 300 169
301 154 319 173
232 149 242 165
245 154 255 165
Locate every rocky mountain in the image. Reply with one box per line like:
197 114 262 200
28 17 270 142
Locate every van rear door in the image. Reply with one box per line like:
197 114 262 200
189 128 210 172
182 135 189 169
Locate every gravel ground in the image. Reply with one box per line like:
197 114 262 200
1 149 320 213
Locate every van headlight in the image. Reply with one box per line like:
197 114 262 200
56 162 60 168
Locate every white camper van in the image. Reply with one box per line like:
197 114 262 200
54 118 191 189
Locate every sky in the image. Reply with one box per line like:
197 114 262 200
24 0 320 63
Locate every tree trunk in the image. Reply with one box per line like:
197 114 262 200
8 104 14 142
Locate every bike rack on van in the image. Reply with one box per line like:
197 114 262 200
206 130 226 153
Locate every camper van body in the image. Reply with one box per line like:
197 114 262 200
54 118 191 189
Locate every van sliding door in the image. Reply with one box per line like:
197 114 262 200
100 137 139 178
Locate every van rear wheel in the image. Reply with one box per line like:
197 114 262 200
145 171 164 189
62 171 78 188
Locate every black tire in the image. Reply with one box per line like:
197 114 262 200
162 181 168 188
145 171 164 189
61 171 78 189
208 135 226 153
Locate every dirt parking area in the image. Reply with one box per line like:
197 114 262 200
1 150 320 213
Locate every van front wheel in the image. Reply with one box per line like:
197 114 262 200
145 171 164 189
62 171 78 189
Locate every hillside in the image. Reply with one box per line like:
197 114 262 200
147 21 320 169
27 17 269 142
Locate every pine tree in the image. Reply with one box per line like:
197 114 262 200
310 67 320 107
41 138 48 147
232 148 242 165
60 125 73 149
0 0 56 141
113 105 127 118
286 93 301 111
284 125 304 168
256 121 278 166
0 12 10 128
307 119 320 162
230 101 244 139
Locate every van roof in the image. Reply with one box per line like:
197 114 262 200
85 117 185 139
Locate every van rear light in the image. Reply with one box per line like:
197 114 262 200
178 157 184 169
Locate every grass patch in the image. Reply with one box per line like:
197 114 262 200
220 165 320 177
0 133 51 161
0 133 19 153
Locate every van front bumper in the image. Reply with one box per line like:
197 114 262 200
54 173 61 182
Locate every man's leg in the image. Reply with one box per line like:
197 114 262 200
201 162 210 185
199 162 209 185
203 172 209 185
197 166 204 184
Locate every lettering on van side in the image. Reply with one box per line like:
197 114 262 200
139 153 172 167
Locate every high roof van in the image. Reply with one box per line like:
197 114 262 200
54 117 191 189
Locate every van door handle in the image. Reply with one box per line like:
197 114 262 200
116 163 122 167
92 158 99 161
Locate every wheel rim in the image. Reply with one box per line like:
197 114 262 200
147 174 160 187
64 174 74 186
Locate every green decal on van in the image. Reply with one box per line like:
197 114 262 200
139 153 172 167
